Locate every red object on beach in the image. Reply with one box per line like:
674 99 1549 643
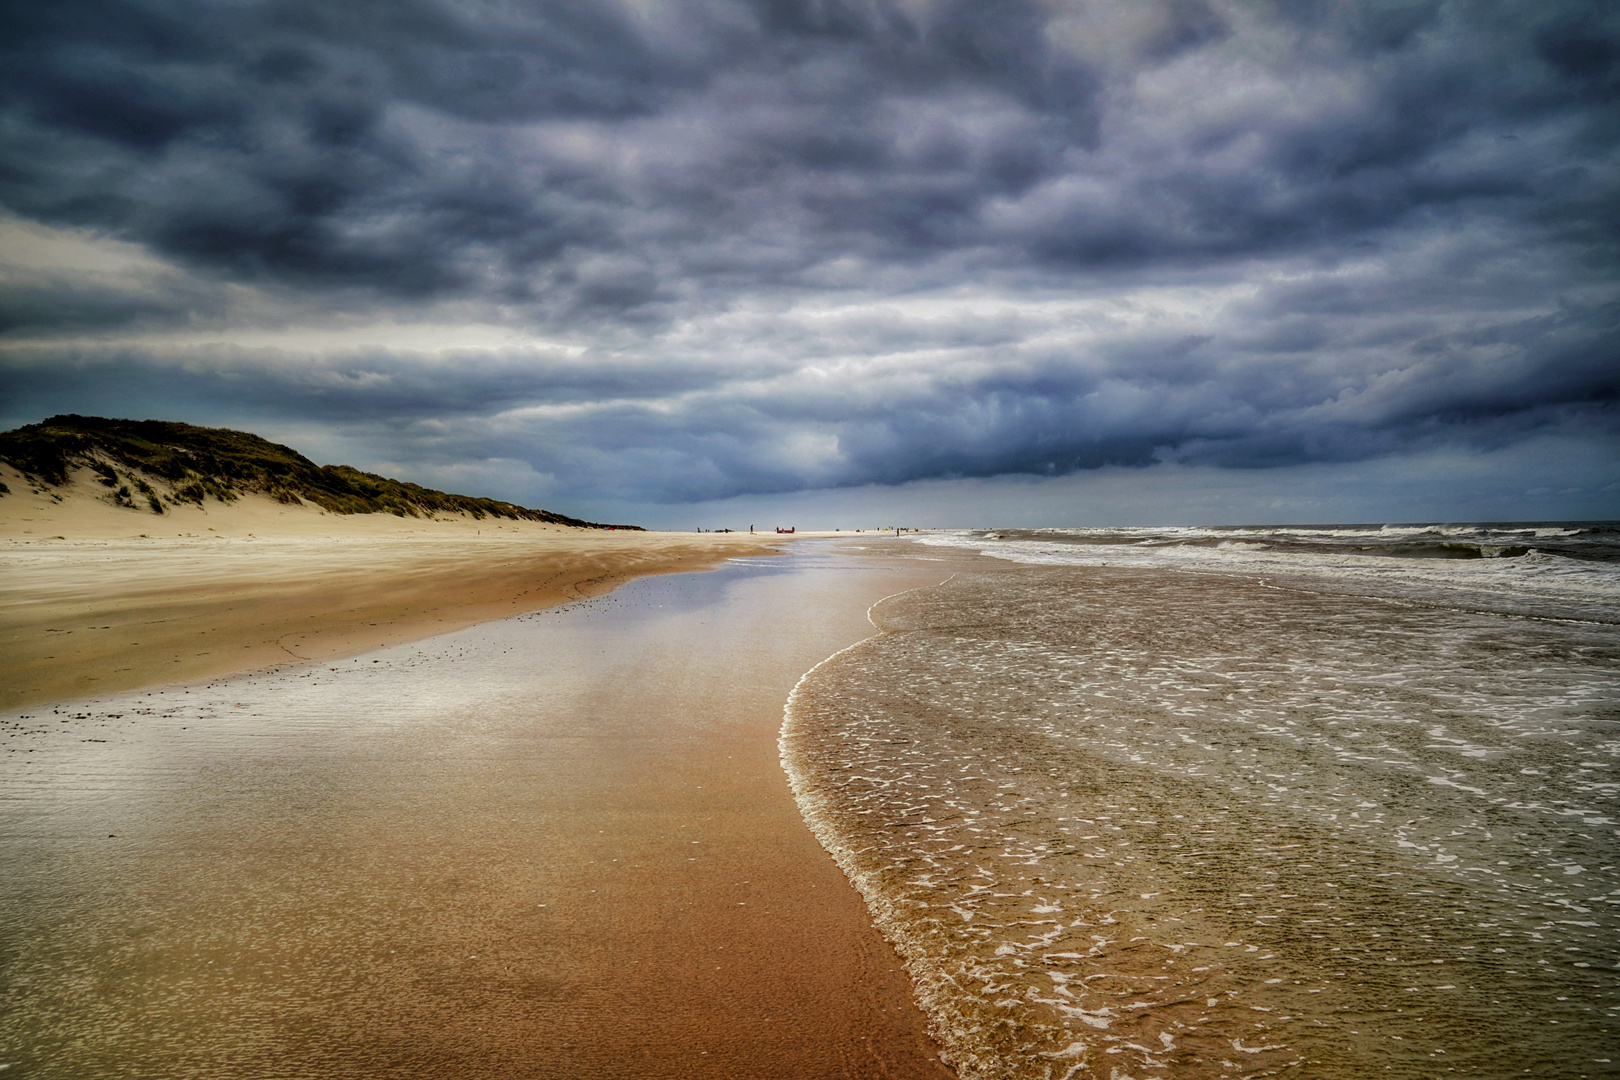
776 526 795 533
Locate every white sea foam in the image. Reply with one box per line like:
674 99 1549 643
914 522 1620 624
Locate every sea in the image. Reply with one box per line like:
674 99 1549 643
782 523 1620 1080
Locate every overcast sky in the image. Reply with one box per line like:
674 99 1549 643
1 0 1616 527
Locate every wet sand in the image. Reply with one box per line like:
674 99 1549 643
0 541 962 1078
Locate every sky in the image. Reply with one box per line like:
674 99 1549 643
0 0 1616 529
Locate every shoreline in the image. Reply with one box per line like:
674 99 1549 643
1 535 970 1077
778 556 1620 1077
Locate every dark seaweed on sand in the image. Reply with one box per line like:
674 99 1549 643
0 414 639 529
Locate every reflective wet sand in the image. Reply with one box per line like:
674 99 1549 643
1 543 959 1078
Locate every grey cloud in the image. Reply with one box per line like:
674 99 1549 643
2 278 1613 506
1 0 1616 510
0 281 193 335
0 342 745 429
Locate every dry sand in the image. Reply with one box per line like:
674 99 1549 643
0 468 964 1078
1 462 775 711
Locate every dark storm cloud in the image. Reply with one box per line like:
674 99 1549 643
0 341 741 427
0 281 189 335
7 0 1581 296
8 277 1607 506
0 0 1616 505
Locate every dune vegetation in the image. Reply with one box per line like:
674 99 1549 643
0 414 635 528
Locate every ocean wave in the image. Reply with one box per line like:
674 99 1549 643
913 521 1620 623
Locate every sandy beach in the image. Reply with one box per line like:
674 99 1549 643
0 467 779 712
0 478 963 1077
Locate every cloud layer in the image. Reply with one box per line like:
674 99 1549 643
1 0 1616 516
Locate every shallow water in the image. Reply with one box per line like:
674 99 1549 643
783 563 1620 1079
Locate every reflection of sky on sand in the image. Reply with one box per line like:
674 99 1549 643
0 541 948 1079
